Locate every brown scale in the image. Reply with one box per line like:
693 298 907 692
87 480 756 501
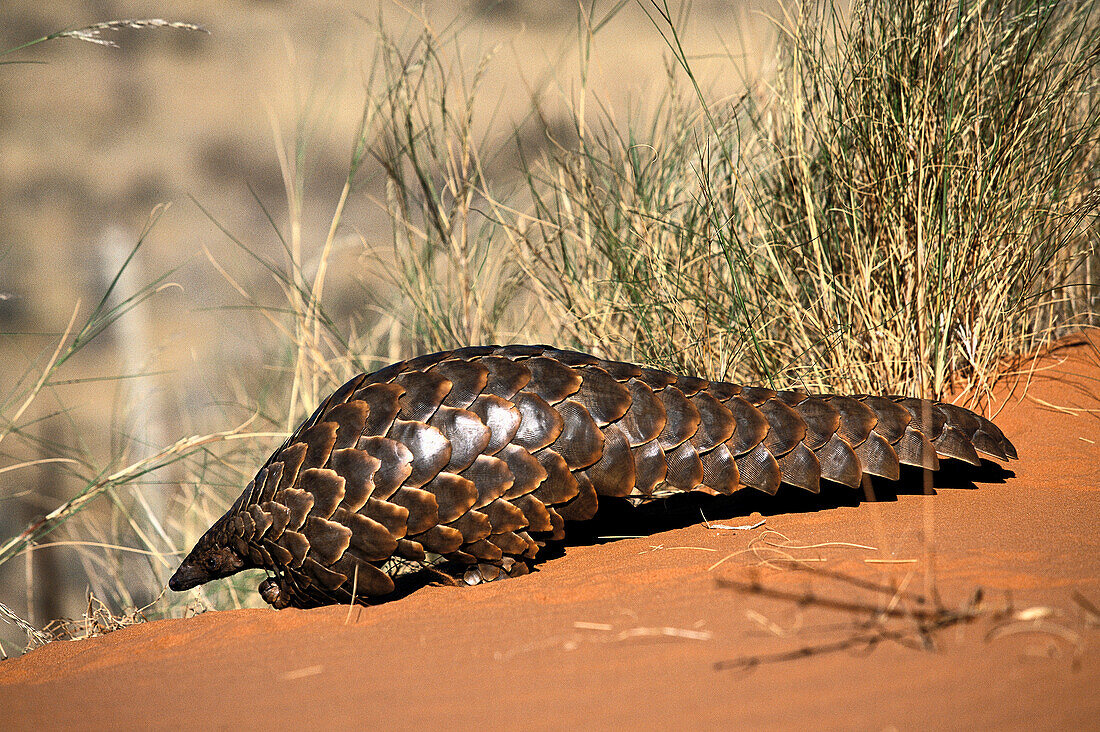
170 345 1019 609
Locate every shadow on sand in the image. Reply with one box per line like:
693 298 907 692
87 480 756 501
381 459 1015 603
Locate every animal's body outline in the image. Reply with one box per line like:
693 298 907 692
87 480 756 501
169 345 1016 608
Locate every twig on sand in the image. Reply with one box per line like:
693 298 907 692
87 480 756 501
573 621 712 642
700 510 766 531
707 529 877 572
713 579 986 671
715 564 1098 672
1073 592 1099 627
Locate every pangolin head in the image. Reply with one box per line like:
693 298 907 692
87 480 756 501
168 519 248 591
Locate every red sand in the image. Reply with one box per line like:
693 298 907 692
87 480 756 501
3 333 1098 730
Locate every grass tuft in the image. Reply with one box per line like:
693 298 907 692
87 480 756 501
512 0 1099 400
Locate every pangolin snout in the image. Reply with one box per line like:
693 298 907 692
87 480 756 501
168 559 209 591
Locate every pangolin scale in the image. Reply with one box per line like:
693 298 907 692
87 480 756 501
169 345 1017 609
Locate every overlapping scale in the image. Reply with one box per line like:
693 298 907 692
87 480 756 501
327 400 369 450
388 487 438 535
257 462 283 504
355 436 413 500
933 425 982 466
467 394 521 454
511 494 553 533
656 387 701 449
733 442 780 494
429 406 490 473
388 419 451 488
972 430 1009 461
330 507 398 560
689 392 736 451
479 356 531 399
303 557 347 589
329 448 381 511
531 450 580 505
556 473 599 521
853 431 901 480
461 454 514 508
585 424 636 497
668 375 704 396
631 439 667 496
725 397 770 456
816 433 863 488
447 510 492 544
247 504 274 537
512 392 564 450
549 400 605 469
488 531 531 556
355 383 404 435
775 443 821 493
664 440 703 490
434 359 489 409
482 498 528 534
573 366 632 425
262 501 290 540
858 395 911 443
540 348 600 367
328 555 394 595
523 356 582 403
301 422 338 469
739 386 776 405
299 468 345 519
274 442 307 492
396 370 452 422
795 397 841 450
421 472 478 524
618 379 666 446
597 359 643 380
281 488 314 530
636 367 678 390
898 398 947 441
827 395 877 448
418 524 464 554
699 443 740 494
498 444 547 499
300 516 351 566
759 398 807 456
895 427 940 470
361 497 407 539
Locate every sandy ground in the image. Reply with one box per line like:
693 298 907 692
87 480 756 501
2 333 1098 729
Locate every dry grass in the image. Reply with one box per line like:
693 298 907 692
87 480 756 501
511 0 1099 400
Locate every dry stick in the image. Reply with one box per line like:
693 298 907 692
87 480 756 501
713 578 967 624
1072 592 1100 626
713 581 984 671
345 564 360 625
780 562 930 605
714 624 930 671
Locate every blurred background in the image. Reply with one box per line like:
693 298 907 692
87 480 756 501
0 0 776 651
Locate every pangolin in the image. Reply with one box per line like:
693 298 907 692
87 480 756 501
169 345 1016 609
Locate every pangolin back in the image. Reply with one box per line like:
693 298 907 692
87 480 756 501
169 345 1017 608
